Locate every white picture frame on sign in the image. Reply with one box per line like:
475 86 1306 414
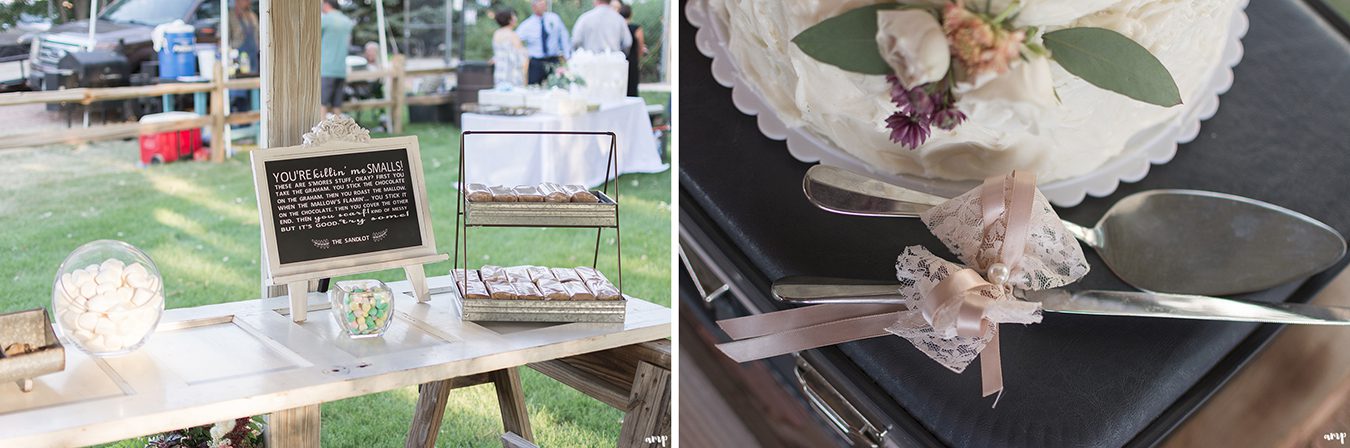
250 117 446 322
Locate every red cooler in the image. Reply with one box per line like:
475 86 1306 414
139 112 203 165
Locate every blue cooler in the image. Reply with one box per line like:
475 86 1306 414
154 21 197 79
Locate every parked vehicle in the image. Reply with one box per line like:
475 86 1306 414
27 0 222 91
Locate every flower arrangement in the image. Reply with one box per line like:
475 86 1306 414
545 65 587 90
792 1 1181 149
143 417 265 448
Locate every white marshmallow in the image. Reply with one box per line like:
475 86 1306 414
131 288 154 307
93 316 116 334
99 258 125 271
78 282 97 299
74 329 94 341
86 294 115 313
123 262 149 282
60 310 79 330
95 282 118 295
76 312 99 333
95 269 124 287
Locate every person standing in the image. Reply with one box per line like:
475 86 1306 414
319 0 354 115
617 3 645 97
228 0 261 113
229 0 260 76
491 8 529 89
571 0 630 54
517 0 570 85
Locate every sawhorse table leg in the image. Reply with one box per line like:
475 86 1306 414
528 340 672 447
406 368 533 448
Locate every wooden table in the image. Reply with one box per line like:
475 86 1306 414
0 275 671 447
1165 267 1350 447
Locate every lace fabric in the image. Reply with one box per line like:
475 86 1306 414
885 180 1090 373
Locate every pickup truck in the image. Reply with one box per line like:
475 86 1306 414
27 0 224 91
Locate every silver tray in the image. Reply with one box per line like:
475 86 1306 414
464 191 618 227
0 308 66 392
462 297 627 323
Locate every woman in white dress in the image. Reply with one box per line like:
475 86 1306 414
492 9 529 89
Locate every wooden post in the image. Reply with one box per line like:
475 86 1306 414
618 362 671 448
209 62 226 163
266 404 321 448
406 379 453 448
390 54 405 135
489 368 534 444
259 0 322 299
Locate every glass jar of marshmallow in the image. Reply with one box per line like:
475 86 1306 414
51 240 165 357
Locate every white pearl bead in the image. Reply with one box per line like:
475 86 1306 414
987 263 1011 285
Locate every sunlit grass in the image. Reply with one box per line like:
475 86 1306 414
1 111 671 447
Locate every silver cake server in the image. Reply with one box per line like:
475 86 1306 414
802 165 1346 296
771 276 1350 325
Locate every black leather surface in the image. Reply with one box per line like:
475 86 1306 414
679 1 1350 446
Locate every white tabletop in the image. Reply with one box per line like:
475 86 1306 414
461 97 668 187
0 275 671 447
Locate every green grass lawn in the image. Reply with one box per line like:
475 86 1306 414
0 103 671 446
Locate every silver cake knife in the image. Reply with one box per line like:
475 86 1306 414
772 276 1350 325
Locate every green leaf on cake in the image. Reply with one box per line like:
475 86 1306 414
791 4 905 76
1043 27 1182 107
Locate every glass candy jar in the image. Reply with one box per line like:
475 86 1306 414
328 280 394 338
52 240 165 357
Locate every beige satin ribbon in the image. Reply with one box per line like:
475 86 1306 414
713 171 1039 403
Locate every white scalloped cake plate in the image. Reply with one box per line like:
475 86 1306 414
687 0 1249 207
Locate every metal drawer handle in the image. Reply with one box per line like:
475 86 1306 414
678 228 731 303
795 355 888 447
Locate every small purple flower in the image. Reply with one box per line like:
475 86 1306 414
885 112 931 148
902 88 935 116
887 75 909 106
932 106 967 131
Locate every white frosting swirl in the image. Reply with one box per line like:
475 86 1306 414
708 0 1240 181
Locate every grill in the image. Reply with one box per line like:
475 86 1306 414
36 36 86 69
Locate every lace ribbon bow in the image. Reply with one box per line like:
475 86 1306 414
886 171 1089 402
714 171 1089 404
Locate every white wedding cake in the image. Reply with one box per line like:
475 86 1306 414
706 0 1243 182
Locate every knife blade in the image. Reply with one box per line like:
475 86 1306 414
771 276 1350 325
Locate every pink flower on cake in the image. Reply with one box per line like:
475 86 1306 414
875 9 950 88
943 2 1025 82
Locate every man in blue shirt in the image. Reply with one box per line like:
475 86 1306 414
516 0 570 85
320 0 354 115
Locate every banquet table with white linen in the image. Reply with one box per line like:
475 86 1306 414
460 97 668 187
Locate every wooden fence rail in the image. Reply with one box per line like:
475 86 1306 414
0 55 453 158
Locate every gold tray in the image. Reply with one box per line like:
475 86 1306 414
464 191 618 227
0 308 66 392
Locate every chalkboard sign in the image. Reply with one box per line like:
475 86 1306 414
265 148 422 263
252 135 443 286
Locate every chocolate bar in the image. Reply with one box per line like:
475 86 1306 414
560 280 595 301
512 280 544 300
561 184 600 203
451 269 490 300
465 183 493 202
540 183 570 202
513 185 546 202
535 277 570 301
551 267 584 283
489 185 518 202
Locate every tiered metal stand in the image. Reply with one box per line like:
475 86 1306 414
453 130 625 323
